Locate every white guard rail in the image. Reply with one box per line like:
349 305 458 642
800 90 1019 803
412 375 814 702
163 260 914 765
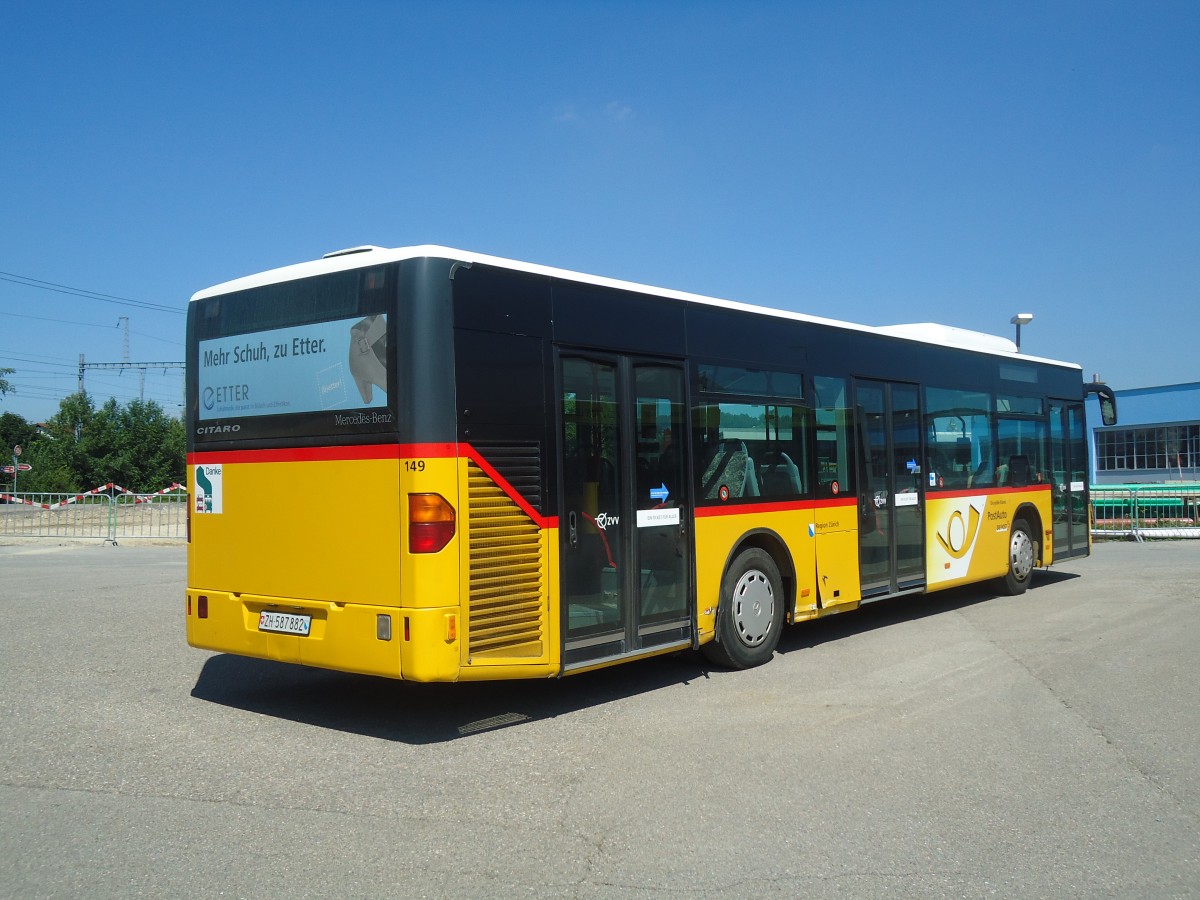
0 483 186 544
1091 484 1200 541
6 482 1198 544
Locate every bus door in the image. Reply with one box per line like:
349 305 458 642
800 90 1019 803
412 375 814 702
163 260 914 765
856 380 926 597
559 354 692 669
1050 400 1089 558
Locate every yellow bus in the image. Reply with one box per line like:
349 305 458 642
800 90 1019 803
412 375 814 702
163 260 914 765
186 245 1116 680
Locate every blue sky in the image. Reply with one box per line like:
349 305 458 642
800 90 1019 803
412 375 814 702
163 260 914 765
2 1 1197 424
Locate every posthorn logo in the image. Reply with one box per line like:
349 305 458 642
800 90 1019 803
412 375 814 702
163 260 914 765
936 502 983 559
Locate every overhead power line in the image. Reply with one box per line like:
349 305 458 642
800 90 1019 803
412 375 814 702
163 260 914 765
0 270 184 315
0 352 78 369
0 309 183 341
0 311 184 347
78 356 184 403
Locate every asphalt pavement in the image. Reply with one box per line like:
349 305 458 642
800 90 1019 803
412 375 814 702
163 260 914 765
1 540 1197 898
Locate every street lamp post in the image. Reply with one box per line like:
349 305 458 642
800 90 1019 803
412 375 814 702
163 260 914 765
1010 313 1034 352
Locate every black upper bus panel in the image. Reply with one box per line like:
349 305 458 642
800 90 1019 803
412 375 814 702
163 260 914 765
552 280 686 357
451 264 552 338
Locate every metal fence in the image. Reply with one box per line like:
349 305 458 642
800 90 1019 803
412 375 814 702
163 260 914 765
4 481 1199 544
0 484 186 544
1091 484 1200 541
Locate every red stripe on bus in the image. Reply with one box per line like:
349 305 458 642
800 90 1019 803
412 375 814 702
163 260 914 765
186 443 558 529
459 444 554 528
188 444 403 464
401 443 459 458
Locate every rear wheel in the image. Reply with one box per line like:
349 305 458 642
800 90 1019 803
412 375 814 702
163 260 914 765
702 548 784 669
1000 518 1036 595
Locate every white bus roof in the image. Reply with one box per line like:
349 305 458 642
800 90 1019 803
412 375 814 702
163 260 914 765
191 244 1079 370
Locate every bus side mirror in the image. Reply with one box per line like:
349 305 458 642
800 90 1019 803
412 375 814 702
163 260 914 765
1085 383 1117 427
1099 396 1116 427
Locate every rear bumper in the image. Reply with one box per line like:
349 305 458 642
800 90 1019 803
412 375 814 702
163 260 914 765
186 589 436 680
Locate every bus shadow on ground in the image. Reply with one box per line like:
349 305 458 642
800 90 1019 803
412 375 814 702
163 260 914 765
190 651 711 745
190 571 1080 745
775 567 1080 656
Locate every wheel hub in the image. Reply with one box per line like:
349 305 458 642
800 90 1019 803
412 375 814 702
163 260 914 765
732 569 775 646
1010 529 1035 582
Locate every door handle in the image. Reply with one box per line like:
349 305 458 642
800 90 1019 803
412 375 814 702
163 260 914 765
569 511 578 549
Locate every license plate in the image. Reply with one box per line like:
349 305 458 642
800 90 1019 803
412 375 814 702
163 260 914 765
258 610 312 636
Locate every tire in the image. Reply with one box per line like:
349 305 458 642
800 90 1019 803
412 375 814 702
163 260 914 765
702 547 785 669
1000 518 1037 595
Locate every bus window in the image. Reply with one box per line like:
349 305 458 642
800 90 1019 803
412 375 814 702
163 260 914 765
693 401 809 501
924 387 994 490
757 405 809 498
814 376 855 499
697 364 804 399
694 403 760 500
996 416 1048 487
996 394 1046 486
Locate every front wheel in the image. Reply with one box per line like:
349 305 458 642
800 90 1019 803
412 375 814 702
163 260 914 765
702 548 785 669
1000 518 1037 595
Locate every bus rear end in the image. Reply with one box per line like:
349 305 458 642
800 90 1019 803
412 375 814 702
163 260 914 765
185 253 464 682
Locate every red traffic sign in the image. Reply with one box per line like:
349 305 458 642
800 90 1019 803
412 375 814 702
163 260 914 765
2 464 32 473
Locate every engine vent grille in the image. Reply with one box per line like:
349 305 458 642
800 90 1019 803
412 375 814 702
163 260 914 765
472 443 542 512
466 459 546 659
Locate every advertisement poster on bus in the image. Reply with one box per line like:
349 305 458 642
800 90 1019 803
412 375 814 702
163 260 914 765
197 315 387 420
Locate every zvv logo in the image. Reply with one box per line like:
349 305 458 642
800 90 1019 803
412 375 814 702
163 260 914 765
593 512 620 530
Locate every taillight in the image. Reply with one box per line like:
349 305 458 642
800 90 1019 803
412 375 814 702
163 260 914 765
409 493 455 553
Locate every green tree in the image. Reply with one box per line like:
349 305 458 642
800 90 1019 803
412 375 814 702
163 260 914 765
79 398 124 487
0 367 13 398
22 393 94 492
0 411 36 454
18 393 185 493
0 411 37 492
82 398 184 490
